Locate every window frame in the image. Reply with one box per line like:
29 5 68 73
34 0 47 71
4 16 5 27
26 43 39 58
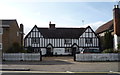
0 28 3 34
85 38 93 44
31 37 40 44
0 43 2 50
65 48 71 53
64 39 72 44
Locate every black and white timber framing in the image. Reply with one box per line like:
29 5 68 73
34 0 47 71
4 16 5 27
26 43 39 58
24 23 100 56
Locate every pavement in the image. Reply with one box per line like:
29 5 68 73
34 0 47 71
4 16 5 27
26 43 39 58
1 72 120 75
1 56 120 72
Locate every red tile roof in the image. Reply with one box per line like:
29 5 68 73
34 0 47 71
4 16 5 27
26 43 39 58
96 20 113 34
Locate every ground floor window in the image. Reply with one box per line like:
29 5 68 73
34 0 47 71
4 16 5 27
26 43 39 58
83 48 100 53
65 48 71 53
33 48 41 53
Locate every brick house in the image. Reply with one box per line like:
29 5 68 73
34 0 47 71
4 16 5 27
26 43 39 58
0 19 24 52
96 5 120 50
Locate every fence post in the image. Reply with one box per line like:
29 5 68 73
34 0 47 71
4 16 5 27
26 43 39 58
22 53 24 61
40 51 42 61
74 52 76 61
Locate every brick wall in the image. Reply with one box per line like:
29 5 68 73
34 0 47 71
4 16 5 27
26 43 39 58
2 20 22 52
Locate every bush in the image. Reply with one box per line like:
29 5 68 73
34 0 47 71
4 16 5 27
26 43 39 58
102 48 120 53
118 43 120 50
102 49 113 53
5 42 26 53
113 50 120 53
26 46 33 53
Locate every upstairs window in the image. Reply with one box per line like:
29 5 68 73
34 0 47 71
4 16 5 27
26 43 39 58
85 38 92 44
64 39 72 44
31 37 40 44
0 28 3 34
0 43 2 50
17 32 19 36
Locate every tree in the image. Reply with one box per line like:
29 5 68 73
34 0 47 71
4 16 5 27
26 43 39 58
103 31 113 49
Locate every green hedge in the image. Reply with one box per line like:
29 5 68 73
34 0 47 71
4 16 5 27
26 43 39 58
102 49 120 53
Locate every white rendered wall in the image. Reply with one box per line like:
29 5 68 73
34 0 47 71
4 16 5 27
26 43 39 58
114 34 118 50
41 48 46 55
53 48 71 55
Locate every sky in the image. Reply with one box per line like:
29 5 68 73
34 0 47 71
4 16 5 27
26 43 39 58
0 0 119 35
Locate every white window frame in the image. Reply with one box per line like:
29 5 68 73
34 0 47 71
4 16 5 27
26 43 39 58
0 28 3 34
0 43 2 50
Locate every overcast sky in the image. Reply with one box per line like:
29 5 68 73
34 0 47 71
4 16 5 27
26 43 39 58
0 0 119 35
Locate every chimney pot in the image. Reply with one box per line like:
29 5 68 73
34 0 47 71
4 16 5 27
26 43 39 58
49 21 55 29
114 5 116 8
49 21 51 24
117 5 119 8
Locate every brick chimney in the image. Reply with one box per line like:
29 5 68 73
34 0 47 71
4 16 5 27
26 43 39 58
20 23 24 46
113 5 120 36
113 5 120 50
49 21 55 29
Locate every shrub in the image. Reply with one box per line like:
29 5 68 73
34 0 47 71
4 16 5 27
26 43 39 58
113 50 120 53
118 43 120 50
102 48 120 53
5 42 26 53
102 49 113 53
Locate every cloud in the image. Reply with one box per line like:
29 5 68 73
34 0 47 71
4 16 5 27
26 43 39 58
82 21 106 31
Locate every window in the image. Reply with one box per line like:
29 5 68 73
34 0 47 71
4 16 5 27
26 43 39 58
64 39 72 44
0 28 3 34
0 43 2 50
31 37 40 44
17 32 19 36
65 48 71 53
85 38 92 44
83 49 100 53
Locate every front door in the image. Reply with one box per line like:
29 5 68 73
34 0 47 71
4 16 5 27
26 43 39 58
72 47 76 56
46 48 53 56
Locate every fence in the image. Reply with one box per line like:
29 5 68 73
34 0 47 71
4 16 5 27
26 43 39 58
3 53 42 61
76 53 120 61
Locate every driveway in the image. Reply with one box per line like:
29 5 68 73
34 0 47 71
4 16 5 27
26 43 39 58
1 56 120 72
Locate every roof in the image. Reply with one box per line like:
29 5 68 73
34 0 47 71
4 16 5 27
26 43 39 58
95 20 113 34
38 27 86 39
0 19 17 27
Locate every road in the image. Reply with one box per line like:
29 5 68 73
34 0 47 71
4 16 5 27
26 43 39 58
1 71 120 75
2 56 120 72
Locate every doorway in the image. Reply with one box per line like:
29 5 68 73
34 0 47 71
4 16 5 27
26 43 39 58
46 47 53 56
72 47 77 55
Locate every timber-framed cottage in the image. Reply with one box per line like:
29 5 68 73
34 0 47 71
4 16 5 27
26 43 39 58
24 22 100 56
